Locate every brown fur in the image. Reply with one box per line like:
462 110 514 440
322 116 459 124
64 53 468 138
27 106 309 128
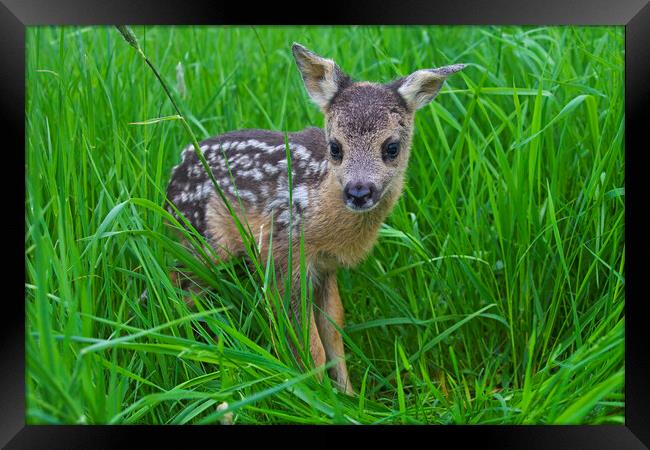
205 196 272 261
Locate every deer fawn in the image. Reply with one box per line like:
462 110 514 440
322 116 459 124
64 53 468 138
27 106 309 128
166 43 465 395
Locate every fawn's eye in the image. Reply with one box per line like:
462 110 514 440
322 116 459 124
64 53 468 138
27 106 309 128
329 141 343 161
384 142 400 161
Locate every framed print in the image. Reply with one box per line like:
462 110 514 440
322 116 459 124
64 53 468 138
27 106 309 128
5 0 649 447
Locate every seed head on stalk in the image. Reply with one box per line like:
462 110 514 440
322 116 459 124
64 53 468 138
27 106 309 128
113 25 259 263
116 25 141 52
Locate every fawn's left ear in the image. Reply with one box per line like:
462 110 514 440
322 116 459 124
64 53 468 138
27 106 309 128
292 43 351 110
391 64 466 110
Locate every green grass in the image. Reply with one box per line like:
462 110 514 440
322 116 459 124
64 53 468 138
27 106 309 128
25 25 625 425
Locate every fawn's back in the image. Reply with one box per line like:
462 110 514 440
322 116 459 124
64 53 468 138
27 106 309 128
167 127 328 234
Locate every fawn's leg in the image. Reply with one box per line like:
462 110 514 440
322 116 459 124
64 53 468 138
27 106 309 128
140 267 205 308
286 270 327 378
168 268 210 308
308 304 327 376
167 235 237 308
277 270 327 384
314 271 354 395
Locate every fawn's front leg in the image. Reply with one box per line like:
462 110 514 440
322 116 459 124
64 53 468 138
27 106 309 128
314 271 354 395
285 270 327 380
308 304 327 373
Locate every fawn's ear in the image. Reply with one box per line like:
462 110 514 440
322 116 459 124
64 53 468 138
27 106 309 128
391 64 466 110
292 43 350 110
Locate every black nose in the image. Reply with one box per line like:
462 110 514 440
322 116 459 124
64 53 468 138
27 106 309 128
344 181 376 208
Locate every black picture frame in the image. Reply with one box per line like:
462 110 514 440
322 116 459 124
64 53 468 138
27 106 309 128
5 0 648 447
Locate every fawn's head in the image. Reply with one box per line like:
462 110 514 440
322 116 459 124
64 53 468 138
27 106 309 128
292 43 465 212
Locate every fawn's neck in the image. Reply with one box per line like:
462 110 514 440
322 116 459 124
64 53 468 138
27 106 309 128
304 170 404 268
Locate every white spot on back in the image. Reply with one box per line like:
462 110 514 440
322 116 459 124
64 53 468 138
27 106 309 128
263 163 279 175
237 155 252 168
200 180 213 198
213 141 232 152
238 190 257 203
251 169 263 181
292 144 310 160
227 141 238 150
293 185 309 210
278 209 290 224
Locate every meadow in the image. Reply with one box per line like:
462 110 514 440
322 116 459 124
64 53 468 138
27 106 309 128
25 25 625 424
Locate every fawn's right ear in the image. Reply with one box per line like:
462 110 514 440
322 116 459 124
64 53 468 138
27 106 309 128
390 64 466 110
292 43 350 110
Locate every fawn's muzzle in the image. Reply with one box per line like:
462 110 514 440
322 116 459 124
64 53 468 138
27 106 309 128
344 181 378 211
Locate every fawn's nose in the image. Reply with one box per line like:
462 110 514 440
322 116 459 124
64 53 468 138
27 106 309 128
344 181 377 209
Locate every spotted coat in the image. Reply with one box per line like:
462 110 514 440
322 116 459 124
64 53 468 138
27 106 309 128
166 127 330 238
